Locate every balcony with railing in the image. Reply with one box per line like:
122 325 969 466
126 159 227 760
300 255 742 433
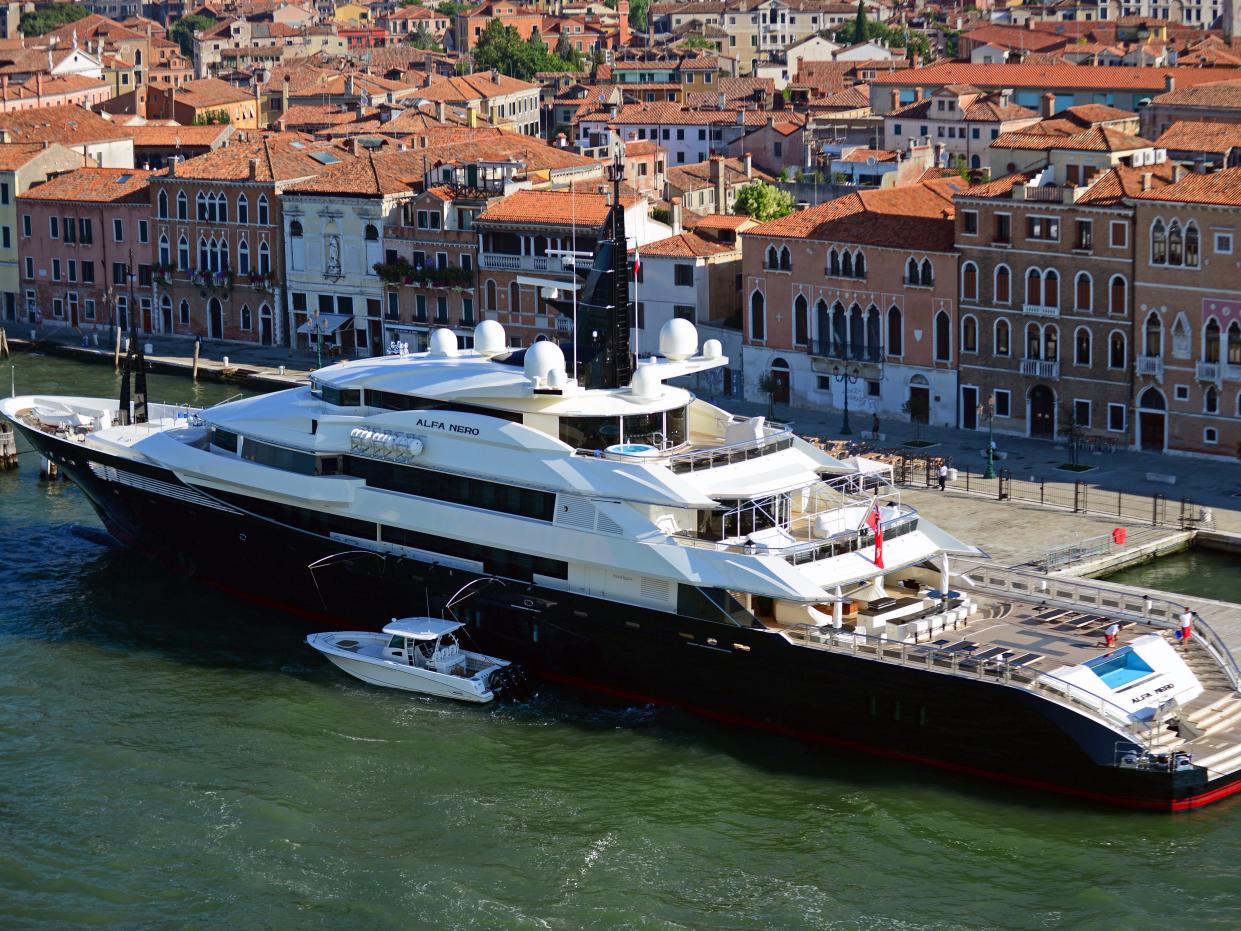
479 252 572 273
809 337 884 363
1196 360 1221 382
1020 358 1059 378
1022 302 1060 317
1136 356 1164 378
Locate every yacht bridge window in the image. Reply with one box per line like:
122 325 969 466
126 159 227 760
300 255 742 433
560 405 689 451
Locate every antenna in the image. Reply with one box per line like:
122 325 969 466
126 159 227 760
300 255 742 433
571 181 578 382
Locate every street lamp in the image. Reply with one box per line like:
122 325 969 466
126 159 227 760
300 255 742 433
831 364 860 436
980 399 997 479
308 307 325 369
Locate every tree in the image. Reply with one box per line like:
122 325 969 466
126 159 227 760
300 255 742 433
555 31 574 62
733 181 794 222
1059 401 1089 468
902 394 929 444
628 0 650 30
851 0 868 45
19 5 88 36
408 23 438 50
680 35 714 50
472 21 580 79
170 14 216 58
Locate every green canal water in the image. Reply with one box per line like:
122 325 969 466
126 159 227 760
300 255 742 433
1105 548 1241 605
4 355 1241 929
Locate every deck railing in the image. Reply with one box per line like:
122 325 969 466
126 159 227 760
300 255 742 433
956 559 1241 693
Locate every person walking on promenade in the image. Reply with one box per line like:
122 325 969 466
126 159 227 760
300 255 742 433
1180 607 1195 644
1105 621 1119 649
938 462 948 492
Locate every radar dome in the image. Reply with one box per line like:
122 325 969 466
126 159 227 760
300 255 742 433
629 365 665 400
523 339 566 385
659 318 698 361
428 328 457 357
546 367 568 389
702 338 722 360
473 319 506 357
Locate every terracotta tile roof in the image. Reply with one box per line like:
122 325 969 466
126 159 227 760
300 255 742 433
477 190 632 227
1076 162 1177 205
415 70 540 102
872 63 1241 93
1133 166 1241 206
118 123 233 147
1151 78 1241 109
991 126 1150 153
174 78 254 110
1155 120 1241 154
640 231 734 258
20 167 156 204
166 133 356 182
665 156 772 192
0 105 129 145
814 86 870 110
281 104 377 127
688 213 755 231
623 140 664 156
961 24 1068 53
0 142 57 170
838 147 897 163
285 149 424 196
956 172 1034 200
751 178 962 250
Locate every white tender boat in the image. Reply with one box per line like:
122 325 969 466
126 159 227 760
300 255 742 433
306 618 518 703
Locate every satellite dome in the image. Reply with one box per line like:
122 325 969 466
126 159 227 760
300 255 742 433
428 328 457 357
474 319 506 357
659 318 698 361
629 365 664 400
523 340 566 384
702 338 722 360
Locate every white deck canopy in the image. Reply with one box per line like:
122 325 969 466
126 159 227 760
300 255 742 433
383 618 462 640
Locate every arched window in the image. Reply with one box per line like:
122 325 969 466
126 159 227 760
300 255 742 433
854 252 866 278
176 190 187 221
177 235 189 270
766 245 778 269
158 234 170 266
1168 220 1183 265
1139 387 1165 410
906 257 919 285
1229 322 1241 366
196 191 208 221
258 241 270 275
198 236 209 269
920 258 933 286
178 299 190 326
1043 269 1059 309
237 194 249 225
961 314 978 353
1044 324 1059 362
365 224 381 273
1186 222 1200 267
962 262 978 302
841 250 853 278
994 264 1011 304
1074 326 1091 366
793 294 808 346
1074 272 1092 312
1026 268 1042 307
1109 275 1126 316
832 302 846 356
995 318 1010 356
934 310 950 361
865 305 880 360
485 279 497 309
1151 219 1167 264
1109 331 1127 369
217 237 229 271
257 195 269 225
289 221 304 270
829 248 840 277
849 303 863 358
157 190 168 219
1205 318 1221 363
887 305 902 356
1205 386 1218 414
1026 322 1041 359
216 192 228 224
1145 313 1162 357
237 239 250 275
779 246 791 271
239 304 252 331
1172 315 1191 357
510 281 521 314
750 290 765 341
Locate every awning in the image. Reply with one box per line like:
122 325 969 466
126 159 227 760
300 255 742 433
297 313 352 335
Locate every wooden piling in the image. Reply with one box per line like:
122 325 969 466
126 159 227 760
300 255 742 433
0 423 16 470
0 326 9 359
192 339 200 381
39 455 57 480
113 327 122 370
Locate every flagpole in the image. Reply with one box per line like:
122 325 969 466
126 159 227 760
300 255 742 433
631 237 638 362
571 183 578 383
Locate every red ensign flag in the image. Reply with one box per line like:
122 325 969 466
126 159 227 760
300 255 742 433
866 501 884 569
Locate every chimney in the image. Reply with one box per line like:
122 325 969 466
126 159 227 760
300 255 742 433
743 151 752 177
1165 74 1176 93
436 100 445 122
1173 163 1184 181
671 202 682 234
248 158 258 180
1026 17 1035 29
718 90 726 110
914 86 924 102
35 72 42 101
1040 92 1055 118
710 155 725 211
345 73 355 97
281 73 289 113
1141 172 1152 191
424 71 433 88
467 100 478 129
736 107 745 125
168 157 177 177
490 68 499 83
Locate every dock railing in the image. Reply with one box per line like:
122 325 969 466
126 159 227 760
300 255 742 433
780 623 1162 751
957 559 1241 693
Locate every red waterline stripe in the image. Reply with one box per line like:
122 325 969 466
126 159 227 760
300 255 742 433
539 669 1241 813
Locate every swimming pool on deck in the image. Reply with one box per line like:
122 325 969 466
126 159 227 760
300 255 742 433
1086 648 1154 690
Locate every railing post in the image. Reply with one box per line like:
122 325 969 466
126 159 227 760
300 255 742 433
1040 479 1045 506
1073 481 1082 513
965 467 970 493
1152 493 1161 527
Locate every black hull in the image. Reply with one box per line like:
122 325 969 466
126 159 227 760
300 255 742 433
21 423 1241 812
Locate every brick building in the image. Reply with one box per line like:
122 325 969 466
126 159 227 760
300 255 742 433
18 168 155 334
740 179 962 423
